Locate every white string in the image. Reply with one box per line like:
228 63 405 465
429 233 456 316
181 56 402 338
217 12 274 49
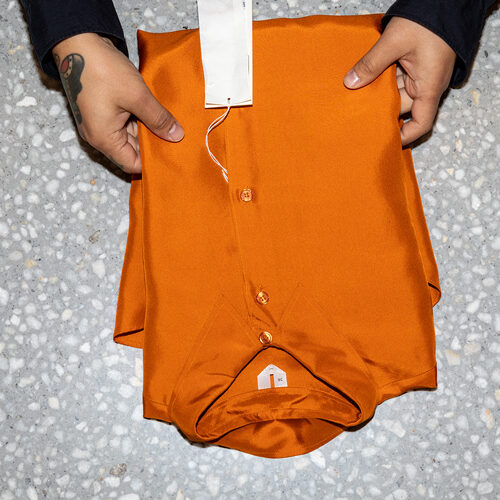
205 97 232 183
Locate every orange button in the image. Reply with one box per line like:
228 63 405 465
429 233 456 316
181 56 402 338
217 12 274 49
240 188 254 202
255 290 270 305
259 331 272 344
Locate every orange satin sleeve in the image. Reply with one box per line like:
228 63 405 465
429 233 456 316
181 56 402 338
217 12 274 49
112 13 442 459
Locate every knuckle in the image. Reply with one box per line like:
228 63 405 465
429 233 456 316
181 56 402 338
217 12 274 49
423 90 441 105
419 115 435 134
151 107 173 131
357 56 375 76
415 122 431 138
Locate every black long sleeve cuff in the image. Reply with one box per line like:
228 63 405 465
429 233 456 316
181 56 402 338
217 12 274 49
19 0 129 80
381 0 497 88
19 0 496 87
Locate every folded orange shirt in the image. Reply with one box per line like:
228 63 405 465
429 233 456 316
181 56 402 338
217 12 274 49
113 12 442 459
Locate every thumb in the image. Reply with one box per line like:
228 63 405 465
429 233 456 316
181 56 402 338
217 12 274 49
344 34 402 89
127 84 185 142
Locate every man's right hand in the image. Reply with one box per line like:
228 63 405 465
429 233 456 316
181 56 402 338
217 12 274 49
52 32 184 174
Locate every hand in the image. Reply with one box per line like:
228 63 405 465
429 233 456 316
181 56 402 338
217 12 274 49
343 16 457 146
52 33 185 173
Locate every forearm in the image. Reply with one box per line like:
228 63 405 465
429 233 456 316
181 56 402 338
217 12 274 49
19 0 128 80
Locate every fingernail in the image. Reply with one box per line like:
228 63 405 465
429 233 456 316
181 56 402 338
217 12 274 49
344 68 360 88
168 122 184 141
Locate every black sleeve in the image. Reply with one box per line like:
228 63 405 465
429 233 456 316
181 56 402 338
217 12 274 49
381 0 497 88
19 0 129 81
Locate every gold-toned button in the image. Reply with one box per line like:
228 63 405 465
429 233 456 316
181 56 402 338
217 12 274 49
240 188 254 202
255 290 270 305
259 331 272 344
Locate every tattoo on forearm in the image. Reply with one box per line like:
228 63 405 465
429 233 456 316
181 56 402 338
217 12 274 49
56 53 85 124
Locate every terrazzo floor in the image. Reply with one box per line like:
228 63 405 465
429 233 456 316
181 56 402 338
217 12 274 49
1 1 499 499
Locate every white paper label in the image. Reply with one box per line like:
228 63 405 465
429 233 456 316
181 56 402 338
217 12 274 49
197 0 253 108
257 364 288 390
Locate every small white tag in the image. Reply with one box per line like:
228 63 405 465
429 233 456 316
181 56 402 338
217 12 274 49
257 364 288 390
197 0 253 108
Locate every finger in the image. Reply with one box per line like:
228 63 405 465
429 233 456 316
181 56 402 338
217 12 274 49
124 83 184 142
128 119 138 137
344 32 404 88
400 94 439 146
126 130 140 155
126 119 140 153
104 127 142 174
397 73 413 115
399 86 414 116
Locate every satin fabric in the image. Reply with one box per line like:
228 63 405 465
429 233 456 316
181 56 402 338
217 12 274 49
113 13 442 459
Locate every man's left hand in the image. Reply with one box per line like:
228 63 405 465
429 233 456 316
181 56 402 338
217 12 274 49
343 16 457 146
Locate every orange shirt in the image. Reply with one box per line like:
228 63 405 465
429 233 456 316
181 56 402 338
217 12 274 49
113 13 442 459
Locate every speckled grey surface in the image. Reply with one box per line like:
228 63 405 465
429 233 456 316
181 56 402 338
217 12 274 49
1 0 499 498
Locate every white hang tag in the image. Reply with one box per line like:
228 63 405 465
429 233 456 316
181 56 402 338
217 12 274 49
197 0 253 108
257 364 288 390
